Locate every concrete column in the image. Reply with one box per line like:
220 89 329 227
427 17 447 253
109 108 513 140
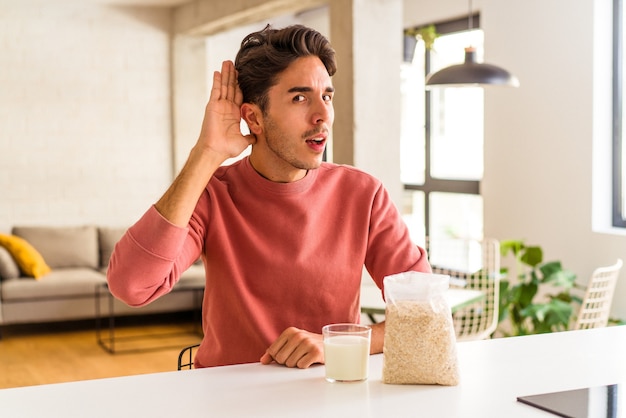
329 0 403 207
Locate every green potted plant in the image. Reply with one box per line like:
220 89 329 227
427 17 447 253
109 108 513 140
497 240 582 336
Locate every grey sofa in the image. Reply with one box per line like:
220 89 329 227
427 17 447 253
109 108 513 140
0 225 204 333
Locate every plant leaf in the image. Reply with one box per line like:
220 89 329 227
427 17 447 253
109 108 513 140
416 25 439 50
500 240 524 258
543 299 573 330
498 281 511 322
521 299 574 334
544 269 577 288
539 261 562 277
494 239 609 337
520 246 543 267
518 282 538 307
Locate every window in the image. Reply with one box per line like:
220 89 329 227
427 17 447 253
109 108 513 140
614 0 626 227
401 17 484 245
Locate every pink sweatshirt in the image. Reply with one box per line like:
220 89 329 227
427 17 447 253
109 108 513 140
107 157 430 367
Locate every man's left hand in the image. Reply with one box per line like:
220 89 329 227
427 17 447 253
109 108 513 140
260 327 324 368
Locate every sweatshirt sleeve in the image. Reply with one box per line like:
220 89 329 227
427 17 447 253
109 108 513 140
364 184 431 291
106 205 203 307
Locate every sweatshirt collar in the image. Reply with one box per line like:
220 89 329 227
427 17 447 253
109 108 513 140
243 157 317 194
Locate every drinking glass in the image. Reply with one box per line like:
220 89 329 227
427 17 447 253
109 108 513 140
322 323 371 383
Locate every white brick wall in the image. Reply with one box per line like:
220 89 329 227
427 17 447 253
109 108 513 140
0 3 173 231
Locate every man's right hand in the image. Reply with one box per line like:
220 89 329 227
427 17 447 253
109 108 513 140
154 60 253 227
196 60 255 162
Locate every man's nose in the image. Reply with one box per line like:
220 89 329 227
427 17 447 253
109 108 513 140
311 98 332 124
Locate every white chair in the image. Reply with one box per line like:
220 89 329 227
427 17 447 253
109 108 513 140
574 259 623 330
426 237 500 341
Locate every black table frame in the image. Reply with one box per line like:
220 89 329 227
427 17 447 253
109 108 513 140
95 282 203 354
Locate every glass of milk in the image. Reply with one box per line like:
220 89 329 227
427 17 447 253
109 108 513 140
322 323 371 382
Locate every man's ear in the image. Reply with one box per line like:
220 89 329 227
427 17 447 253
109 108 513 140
241 103 263 136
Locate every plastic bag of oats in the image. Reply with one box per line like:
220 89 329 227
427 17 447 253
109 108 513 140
382 271 459 386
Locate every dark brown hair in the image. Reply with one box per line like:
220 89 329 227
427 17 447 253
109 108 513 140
234 24 336 113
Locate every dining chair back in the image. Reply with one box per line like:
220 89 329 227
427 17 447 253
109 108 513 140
574 259 623 330
177 343 200 370
426 236 500 341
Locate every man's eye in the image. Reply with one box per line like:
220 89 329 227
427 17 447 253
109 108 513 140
323 94 333 102
293 95 306 102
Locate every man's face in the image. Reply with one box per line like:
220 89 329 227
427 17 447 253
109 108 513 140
249 55 334 182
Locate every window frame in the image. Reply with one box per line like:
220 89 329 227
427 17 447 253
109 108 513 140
404 15 481 237
613 0 625 227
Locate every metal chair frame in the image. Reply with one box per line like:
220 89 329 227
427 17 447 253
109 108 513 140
177 343 200 371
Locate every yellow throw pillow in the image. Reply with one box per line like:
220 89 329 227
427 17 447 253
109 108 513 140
0 234 51 279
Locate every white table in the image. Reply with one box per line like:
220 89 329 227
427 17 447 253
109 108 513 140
2 326 625 417
360 284 485 317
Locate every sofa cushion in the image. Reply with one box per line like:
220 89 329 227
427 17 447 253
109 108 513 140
0 245 21 280
0 268 106 300
98 227 126 269
0 234 52 279
13 226 99 269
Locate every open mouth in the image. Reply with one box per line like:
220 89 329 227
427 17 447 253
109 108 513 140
305 137 326 152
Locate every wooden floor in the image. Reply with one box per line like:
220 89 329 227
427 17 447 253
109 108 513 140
0 316 202 389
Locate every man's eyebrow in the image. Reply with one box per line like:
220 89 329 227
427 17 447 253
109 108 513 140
287 86 335 93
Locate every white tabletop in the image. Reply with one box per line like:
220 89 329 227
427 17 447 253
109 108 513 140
360 284 485 314
2 326 625 417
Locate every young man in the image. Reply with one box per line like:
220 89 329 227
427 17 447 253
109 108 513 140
107 24 431 369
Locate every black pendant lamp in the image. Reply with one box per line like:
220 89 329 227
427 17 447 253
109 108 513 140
425 0 519 88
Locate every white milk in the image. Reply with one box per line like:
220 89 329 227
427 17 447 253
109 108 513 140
324 335 370 382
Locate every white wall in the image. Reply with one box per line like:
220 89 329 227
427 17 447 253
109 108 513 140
0 3 173 231
406 0 626 320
